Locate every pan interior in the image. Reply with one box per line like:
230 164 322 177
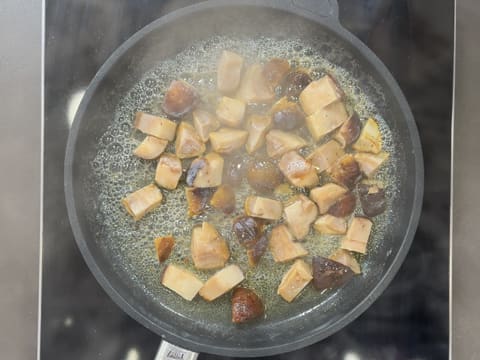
69 4 416 352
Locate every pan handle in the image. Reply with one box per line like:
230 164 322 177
290 0 339 20
155 340 198 360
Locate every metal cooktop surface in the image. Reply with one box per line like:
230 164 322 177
42 0 452 358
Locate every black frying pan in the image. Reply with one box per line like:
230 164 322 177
64 0 423 357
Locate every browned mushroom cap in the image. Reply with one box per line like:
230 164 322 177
329 154 362 189
232 216 264 248
270 97 305 131
185 187 216 217
247 233 269 266
162 80 198 118
312 256 354 291
358 183 387 217
335 112 361 147
327 191 356 217
210 185 236 214
262 58 290 89
246 158 283 194
154 235 175 263
283 69 312 99
231 287 265 323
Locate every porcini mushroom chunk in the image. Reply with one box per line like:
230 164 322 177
217 50 244 94
329 249 361 274
185 187 216 217
277 259 312 302
237 64 275 104
306 100 349 141
278 151 319 188
312 256 354 291
309 183 347 214
134 112 177 141
161 264 203 301
187 152 224 188
352 117 383 154
328 154 361 189
155 153 182 190
341 216 373 254
335 112 361 147
245 196 283 220
354 152 389 178
122 184 163 221
175 122 206 159
154 235 175 263
299 75 344 116
191 222 230 270
199 264 245 301
193 109 220 142
266 130 307 158
216 97 246 128
245 114 272 154
262 58 290 89
231 287 265 323
133 136 168 160
209 128 248 154
269 224 308 263
162 80 198 118
313 215 347 235
307 140 344 173
283 195 318 240
210 185 236 214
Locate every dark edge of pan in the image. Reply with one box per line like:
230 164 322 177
64 0 424 356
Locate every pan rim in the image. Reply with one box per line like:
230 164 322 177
64 0 424 356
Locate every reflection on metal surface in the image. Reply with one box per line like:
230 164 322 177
67 88 86 127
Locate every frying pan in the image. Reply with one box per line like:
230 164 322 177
64 0 424 357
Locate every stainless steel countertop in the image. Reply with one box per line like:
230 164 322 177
0 0 479 358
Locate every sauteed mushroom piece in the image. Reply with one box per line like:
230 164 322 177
327 191 356 217
134 112 177 141
329 248 361 274
245 114 272 154
314 215 347 235
216 96 246 127
352 117 383 154
161 264 204 301
231 287 265 323
192 109 220 142
358 183 387 217
155 153 182 190
328 154 362 189
283 195 318 240
277 259 312 302
312 256 354 291
341 216 373 254
270 97 305 131
269 224 308 263
154 235 175 263
199 264 245 301
307 140 344 173
245 195 283 220
306 100 349 141
283 69 312 99
354 151 389 178
162 80 198 118
247 233 269 266
266 130 307 158
246 158 283 194
237 63 275 104
278 151 319 188
335 112 361 147
223 154 248 186
210 184 236 214
122 184 163 221
185 187 216 217
217 50 244 94
209 128 248 154
175 122 206 159
133 136 168 160
263 58 290 89
309 183 347 214
186 152 224 188
299 75 344 116
232 216 264 248
191 222 230 270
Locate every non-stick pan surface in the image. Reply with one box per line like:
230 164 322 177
65 0 423 356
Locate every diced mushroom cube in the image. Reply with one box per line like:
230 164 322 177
161 264 204 301
306 101 349 141
352 117 383 154
209 128 248 154
328 154 361 189
329 249 361 274
247 233 269 267
122 184 163 221
134 112 177 141
309 183 347 214
231 287 265 323
236 64 275 104
210 185 236 214
175 122 206 159
334 112 361 147
312 256 354 291
269 224 308 263
245 114 272 154
155 153 182 190
283 195 318 240
185 187 216 217
327 191 356 217
245 196 283 220
354 152 389 178
262 58 290 88
191 222 230 270
186 152 224 188
216 97 246 127
313 215 347 235
341 216 373 254
278 151 319 188
358 183 387 217
199 264 245 301
307 140 344 173
299 75 344 116
154 235 175 262
265 130 307 158
270 97 305 131
217 50 244 93
162 80 198 118
277 259 312 302
192 109 220 142
133 136 168 160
